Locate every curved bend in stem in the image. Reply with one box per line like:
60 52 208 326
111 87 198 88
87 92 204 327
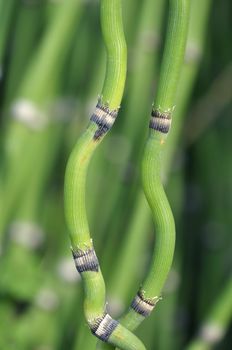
117 0 191 332
64 1 145 349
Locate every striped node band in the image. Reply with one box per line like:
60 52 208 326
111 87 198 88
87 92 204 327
72 248 99 273
90 101 118 140
149 109 172 134
90 313 119 342
131 291 161 317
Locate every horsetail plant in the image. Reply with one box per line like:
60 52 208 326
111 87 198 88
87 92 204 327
163 0 212 175
91 0 166 250
64 1 146 349
98 3 190 350
117 0 190 332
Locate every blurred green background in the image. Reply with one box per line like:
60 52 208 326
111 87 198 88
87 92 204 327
0 0 231 349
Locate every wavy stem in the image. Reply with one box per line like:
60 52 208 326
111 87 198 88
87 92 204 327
119 0 190 332
64 1 145 349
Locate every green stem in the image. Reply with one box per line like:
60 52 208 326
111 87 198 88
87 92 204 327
91 0 166 263
100 0 127 109
119 0 190 332
163 0 212 174
96 3 190 348
65 1 145 349
155 0 190 112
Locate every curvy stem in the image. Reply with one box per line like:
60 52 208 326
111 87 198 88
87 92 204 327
119 0 190 332
64 1 145 349
96 1 190 349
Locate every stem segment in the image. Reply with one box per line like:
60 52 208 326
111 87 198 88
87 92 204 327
64 1 145 349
